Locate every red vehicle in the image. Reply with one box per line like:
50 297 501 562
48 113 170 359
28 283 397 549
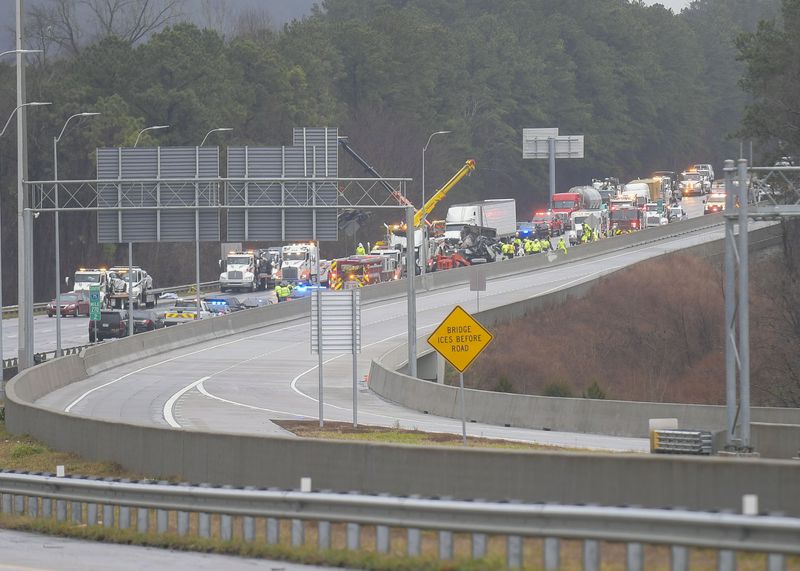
551 186 601 229
531 210 564 238
328 255 397 290
47 291 90 317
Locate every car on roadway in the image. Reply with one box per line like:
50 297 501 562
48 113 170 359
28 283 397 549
47 291 90 317
132 309 165 333
243 297 272 309
88 309 129 342
215 295 246 312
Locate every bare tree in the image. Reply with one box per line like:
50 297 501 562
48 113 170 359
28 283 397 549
24 0 184 56
234 5 274 42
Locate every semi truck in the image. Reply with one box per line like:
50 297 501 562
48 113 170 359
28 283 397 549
278 243 319 284
551 186 602 228
219 251 273 292
444 199 516 241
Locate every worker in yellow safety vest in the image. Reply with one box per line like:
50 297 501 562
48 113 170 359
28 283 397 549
355 243 366 255
532 239 541 254
557 237 568 254
524 238 533 254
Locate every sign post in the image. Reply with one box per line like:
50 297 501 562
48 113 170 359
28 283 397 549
89 285 101 326
311 289 362 427
469 269 485 312
522 128 585 204
427 306 493 445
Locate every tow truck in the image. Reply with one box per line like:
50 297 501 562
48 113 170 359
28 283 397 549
106 266 156 309
388 159 477 255
220 251 273 292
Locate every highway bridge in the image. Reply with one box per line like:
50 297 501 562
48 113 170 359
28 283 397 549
31 199 724 451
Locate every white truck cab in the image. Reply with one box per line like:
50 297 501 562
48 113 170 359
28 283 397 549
220 252 258 292
279 244 318 283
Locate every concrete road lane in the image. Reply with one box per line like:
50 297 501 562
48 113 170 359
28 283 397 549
39 220 744 452
0 528 346 571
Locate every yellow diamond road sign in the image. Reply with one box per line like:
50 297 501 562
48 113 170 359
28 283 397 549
427 305 493 373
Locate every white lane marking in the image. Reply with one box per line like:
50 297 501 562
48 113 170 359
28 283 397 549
163 338 303 427
163 377 208 427
65 322 305 413
196 381 311 418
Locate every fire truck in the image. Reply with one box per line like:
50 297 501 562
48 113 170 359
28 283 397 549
328 255 398 290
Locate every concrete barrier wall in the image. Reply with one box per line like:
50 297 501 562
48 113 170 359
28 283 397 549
5 384 800 514
369 224 797 446
753 423 800 460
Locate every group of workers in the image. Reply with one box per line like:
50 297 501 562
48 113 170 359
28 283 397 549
502 235 569 259
275 282 294 302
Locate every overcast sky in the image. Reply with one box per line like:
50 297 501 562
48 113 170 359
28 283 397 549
647 0 691 11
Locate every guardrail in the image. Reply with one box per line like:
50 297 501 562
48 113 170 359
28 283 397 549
0 470 797 569
0 281 222 318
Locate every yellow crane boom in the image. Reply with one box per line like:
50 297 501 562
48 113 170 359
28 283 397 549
414 159 476 228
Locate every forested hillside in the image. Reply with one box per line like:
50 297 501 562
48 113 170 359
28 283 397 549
0 0 783 300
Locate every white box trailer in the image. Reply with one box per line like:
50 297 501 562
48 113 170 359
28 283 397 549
444 199 516 241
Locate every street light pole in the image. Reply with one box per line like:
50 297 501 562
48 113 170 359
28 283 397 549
134 125 169 148
53 112 100 356
420 130 451 277
200 127 232 147
0 46 43 373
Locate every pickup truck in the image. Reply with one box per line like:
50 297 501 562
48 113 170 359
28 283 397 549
162 299 213 326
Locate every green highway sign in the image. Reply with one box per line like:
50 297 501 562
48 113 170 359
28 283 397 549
89 285 101 321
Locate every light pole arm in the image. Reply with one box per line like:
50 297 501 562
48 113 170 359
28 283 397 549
0 102 51 138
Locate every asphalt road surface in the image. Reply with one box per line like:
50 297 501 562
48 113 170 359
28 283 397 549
0 529 346 571
2 197 705 360
40 205 726 454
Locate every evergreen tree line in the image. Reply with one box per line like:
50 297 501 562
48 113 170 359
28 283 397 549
0 0 790 301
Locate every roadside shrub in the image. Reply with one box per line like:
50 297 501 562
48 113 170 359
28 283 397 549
11 443 45 459
542 381 573 398
583 381 607 399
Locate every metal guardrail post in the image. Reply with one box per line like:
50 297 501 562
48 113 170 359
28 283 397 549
439 530 453 560
157 509 168 534
671 546 689 571
137 507 148 533
87 502 97 525
627 542 644 571
220 514 232 541
119 506 130 529
198 512 210 537
103 504 113 528
71 500 81 523
544 537 560 570
472 532 487 559
27 496 37 518
42 497 52 519
266 517 279 544
507 535 522 568
243 516 255 542
56 499 66 522
14 494 23 515
177 511 189 536
291 518 304 546
375 524 389 553
584 540 600 571
407 527 421 556
768 553 786 571
718 550 735 571
346 522 360 550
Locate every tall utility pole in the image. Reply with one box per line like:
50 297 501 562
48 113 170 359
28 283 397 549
16 0 34 370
